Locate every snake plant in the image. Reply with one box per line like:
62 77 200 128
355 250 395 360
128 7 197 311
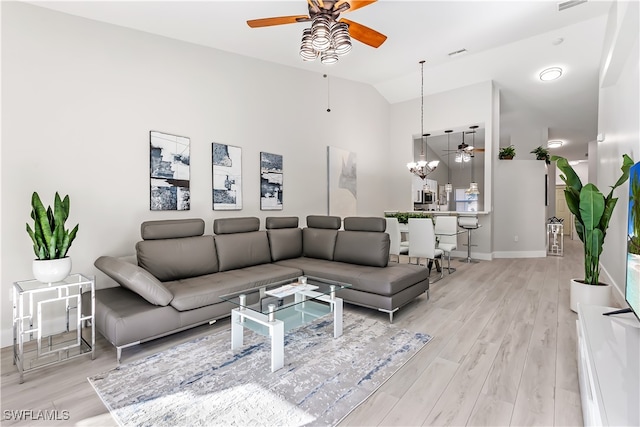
553 154 633 285
26 192 79 260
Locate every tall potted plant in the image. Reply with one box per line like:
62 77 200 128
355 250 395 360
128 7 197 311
553 154 633 312
26 192 79 283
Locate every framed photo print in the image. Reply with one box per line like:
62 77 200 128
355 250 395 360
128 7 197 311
260 152 283 210
149 131 190 211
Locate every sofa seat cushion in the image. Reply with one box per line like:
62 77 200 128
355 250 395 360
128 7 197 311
275 257 428 296
164 264 303 311
90 286 181 347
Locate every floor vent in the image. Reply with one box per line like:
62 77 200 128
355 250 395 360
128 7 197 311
558 0 587 11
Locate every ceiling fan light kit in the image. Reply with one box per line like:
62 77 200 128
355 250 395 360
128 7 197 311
248 1 386 65
301 10 353 63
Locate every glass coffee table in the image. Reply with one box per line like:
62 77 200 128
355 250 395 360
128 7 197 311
219 275 351 372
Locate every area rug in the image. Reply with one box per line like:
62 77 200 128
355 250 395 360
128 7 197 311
88 313 432 427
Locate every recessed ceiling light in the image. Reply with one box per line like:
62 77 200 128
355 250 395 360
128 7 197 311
569 160 580 166
547 140 563 148
540 67 563 81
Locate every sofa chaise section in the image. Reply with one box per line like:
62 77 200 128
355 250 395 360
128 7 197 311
270 216 430 322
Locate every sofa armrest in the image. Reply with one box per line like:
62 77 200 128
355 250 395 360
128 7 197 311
94 256 173 306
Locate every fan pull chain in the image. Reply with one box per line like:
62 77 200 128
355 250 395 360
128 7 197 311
324 74 331 112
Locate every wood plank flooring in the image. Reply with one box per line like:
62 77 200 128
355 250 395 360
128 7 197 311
1 240 589 426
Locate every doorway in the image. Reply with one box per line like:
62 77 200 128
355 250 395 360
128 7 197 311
555 186 572 237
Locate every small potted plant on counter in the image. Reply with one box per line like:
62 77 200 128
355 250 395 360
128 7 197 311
531 146 550 164
498 145 516 160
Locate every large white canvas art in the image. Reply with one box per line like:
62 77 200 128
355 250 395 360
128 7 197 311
327 146 357 217
212 143 242 210
149 131 190 211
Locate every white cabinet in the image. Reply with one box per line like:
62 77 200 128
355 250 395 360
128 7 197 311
576 304 639 426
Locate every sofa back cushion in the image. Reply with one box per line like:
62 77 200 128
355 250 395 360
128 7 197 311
265 216 299 229
302 215 341 261
214 231 272 271
306 215 341 230
141 218 205 240
213 217 260 235
333 217 389 267
343 216 387 232
266 217 302 261
136 236 218 282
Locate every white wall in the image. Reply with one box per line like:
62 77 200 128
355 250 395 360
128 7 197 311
596 0 639 299
388 81 495 258
0 3 390 347
493 160 547 257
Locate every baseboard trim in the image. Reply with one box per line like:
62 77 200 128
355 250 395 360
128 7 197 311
493 250 547 259
600 264 626 308
450 250 492 261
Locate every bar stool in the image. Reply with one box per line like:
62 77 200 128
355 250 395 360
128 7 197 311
458 215 479 263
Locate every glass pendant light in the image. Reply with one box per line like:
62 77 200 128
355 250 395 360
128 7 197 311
444 130 453 194
467 126 480 195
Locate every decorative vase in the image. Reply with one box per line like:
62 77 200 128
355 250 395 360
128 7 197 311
32 257 72 283
570 279 610 313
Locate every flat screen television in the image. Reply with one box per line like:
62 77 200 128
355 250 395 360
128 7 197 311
605 161 640 320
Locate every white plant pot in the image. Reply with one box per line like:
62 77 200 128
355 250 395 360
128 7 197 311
32 257 72 283
570 278 611 313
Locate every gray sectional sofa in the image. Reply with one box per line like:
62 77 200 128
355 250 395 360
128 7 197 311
91 215 429 362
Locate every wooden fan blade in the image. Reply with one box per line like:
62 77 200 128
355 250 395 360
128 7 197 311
247 15 309 28
339 18 387 48
474 148 485 152
307 0 319 13
337 0 377 13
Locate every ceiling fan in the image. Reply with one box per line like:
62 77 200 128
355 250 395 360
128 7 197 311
442 127 485 163
247 0 387 63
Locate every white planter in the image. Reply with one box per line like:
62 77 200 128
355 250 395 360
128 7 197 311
32 257 72 283
570 278 611 313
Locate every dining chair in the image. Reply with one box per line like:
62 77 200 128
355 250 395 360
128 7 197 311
385 217 408 262
408 218 444 279
434 216 458 273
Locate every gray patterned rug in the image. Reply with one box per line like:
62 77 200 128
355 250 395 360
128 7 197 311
88 312 432 427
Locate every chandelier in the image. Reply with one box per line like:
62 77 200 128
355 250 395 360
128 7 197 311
407 60 439 180
300 15 352 64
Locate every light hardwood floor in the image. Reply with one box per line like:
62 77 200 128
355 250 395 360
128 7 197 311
1 240 590 426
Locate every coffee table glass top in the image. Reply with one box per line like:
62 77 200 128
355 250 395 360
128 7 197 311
219 275 351 315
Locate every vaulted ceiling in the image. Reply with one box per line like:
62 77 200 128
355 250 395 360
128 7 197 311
29 0 613 161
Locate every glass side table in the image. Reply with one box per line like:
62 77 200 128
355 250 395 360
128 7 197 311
12 273 95 383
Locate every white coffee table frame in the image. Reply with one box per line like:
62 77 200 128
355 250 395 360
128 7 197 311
230 288 343 372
